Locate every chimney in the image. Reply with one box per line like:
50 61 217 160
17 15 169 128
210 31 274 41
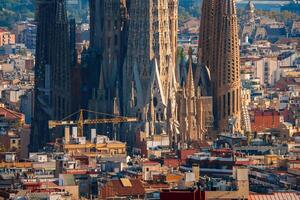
233 166 249 197
91 129 96 143
192 164 200 182
72 127 78 138
65 127 70 144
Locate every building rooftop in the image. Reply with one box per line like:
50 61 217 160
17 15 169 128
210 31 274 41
249 192 300 200
107 179 145 197
0 28 8 33
0 106 24 122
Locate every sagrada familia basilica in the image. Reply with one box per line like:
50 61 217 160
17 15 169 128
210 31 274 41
85 0 242 147
33 0 243 149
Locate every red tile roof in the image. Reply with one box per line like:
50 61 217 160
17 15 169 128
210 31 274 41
288 160 300 163
235 161 254 165
107 179 145 197
0 28 8 33
249 192 300 200
143 161 160 166
0 107 24 122
254 110 280 116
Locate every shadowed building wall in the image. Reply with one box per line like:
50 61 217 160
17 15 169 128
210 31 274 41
31 0 72 151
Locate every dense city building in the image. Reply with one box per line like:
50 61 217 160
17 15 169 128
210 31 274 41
31 0 241 148
1 0 300 199
0 28 15 47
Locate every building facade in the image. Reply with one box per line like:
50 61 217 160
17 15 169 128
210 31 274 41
168 0 178 66
122 0 178 139
81 0 129 139
0 28 15 47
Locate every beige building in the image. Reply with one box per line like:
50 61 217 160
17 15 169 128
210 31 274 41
206 167 249 199
255 56 279 86
0 28 15 47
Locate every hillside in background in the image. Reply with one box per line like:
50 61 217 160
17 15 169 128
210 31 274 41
178 0 202 26
0 0 35 28
0 0 90 28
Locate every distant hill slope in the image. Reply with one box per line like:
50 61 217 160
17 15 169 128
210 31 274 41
0 0 35 28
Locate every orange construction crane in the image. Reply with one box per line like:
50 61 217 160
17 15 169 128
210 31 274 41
48 109 138 137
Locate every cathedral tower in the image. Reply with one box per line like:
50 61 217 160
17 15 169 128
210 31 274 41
51 0 72 120
245 0 255 24
168 0 178 66
216 0 241 131
199 0 241 132
31 0 72 150
123 0 176 118
88 0 128 115
198 0 216 68
185 49 197 141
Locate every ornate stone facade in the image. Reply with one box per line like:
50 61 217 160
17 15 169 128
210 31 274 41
88 0 128 114
176 50 213 146
168 0 178 66
123 0 175 125
83 0 181 143
83 0 129 139
32 0 244 150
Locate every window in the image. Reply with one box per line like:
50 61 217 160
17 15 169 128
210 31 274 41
107 20 111 30
114 35 118 46
153 97 158 107
107 37 111 48
223 95 226 117
228 92 231 116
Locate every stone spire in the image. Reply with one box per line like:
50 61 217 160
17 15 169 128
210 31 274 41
148 90 156 136
113 82 120 116
55 0 68 23
198 0 221 134
198 0 216 68
98 66 106 100
185 48 195 98
216 0 241 132
129 81 136 110
185 48 197 141
168 0 178 66
246 0 255 23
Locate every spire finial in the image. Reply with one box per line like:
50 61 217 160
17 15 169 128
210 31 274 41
188 47 193 60
185 47 195 98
